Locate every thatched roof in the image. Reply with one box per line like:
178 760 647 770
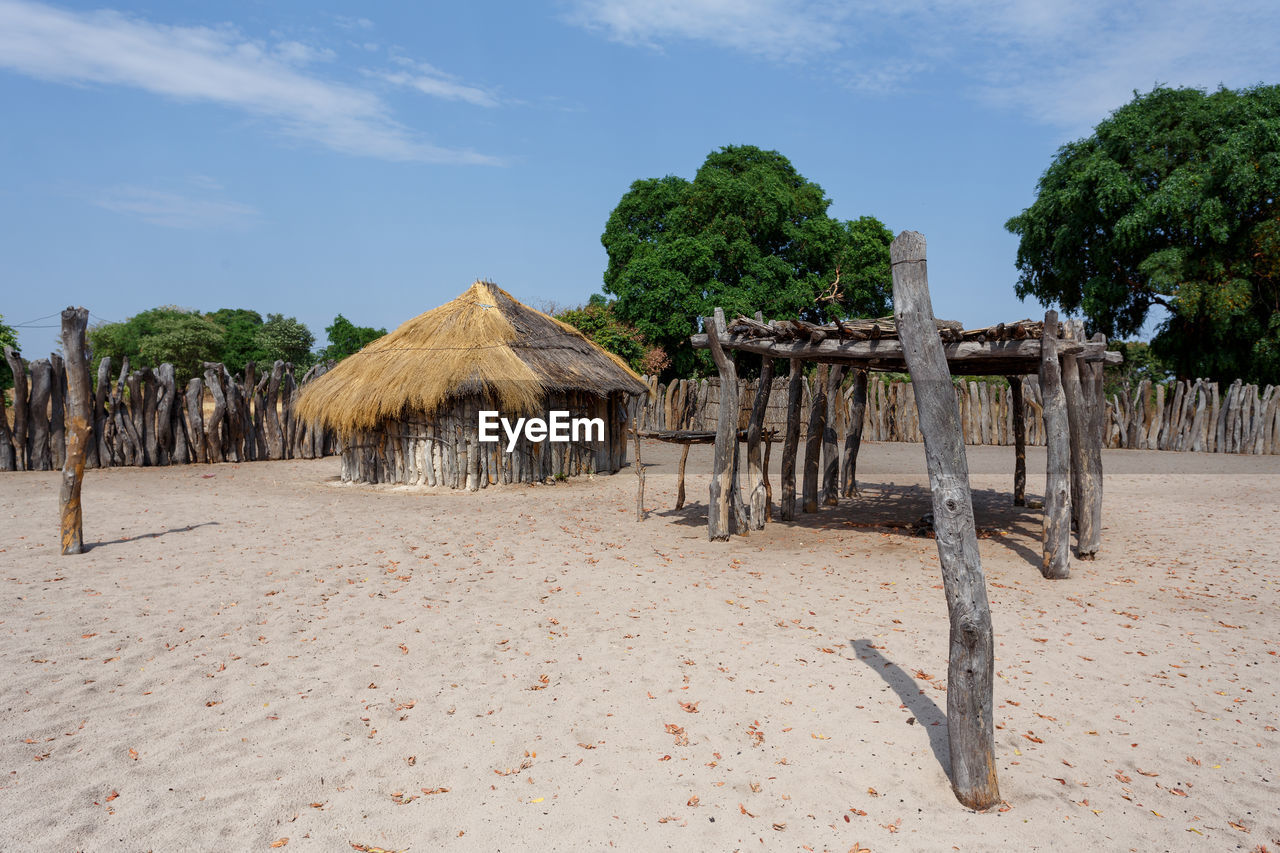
295 281 646 434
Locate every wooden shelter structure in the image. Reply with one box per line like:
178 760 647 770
684 231 1120 808
296 281 646 489
689 268 1119 575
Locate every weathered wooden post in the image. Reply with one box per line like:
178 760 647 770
802 364 829 513
746 355 775 529
4 346 27 470
1076 333 1106 558
49 352 66 469
675 444 690 510
841 369 869 497
93 358 111 467
706 311 739 540
779 358 803 520
59 307 91 555
1008 376 1026 506
27 359 53 470
632 419 645 521
891 231 1000 810
0 373 15 471
1039 311 1071 578
822 364 846 506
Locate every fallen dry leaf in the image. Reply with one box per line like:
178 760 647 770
687 795 700 807
270 839 289 849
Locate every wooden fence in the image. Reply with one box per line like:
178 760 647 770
0 348 337 472
634 374 1280 455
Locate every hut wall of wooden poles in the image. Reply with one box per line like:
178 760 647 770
336 390 633 488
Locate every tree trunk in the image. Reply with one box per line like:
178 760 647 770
891 230 1000 811
779 358 803 521
59 308 91 554
1039 312 1071 579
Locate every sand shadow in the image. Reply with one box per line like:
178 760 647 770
851 638 951 782
654 479 1044 568
89 522 220 549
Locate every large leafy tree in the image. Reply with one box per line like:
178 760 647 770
321 314 386 361
1006 85 1280 383
206 308 265 373
255 313 315 367
602 145 893 376
88 306 224 382
137 313 227 384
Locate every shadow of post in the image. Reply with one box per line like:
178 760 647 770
851 638 952 782
88 521 220 550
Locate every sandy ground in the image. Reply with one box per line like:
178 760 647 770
1 441 1278 853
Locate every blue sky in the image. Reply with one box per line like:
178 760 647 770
3 0 1278 357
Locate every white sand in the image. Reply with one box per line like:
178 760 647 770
1 442 1277 852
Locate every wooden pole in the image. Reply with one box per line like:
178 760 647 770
1076 333 1106 558
27 359 53 470
822 364 845 506
841 369 868 497
802 364 828 513
706 311 739 540
780 358 803 521
93 357 111 468
1008 376 1027 506
746 356 775 529
891 230 1000 811
1039 311 1071 579
59 307 91 555
632 421 645 521
4 346 27 470
675 444 690 510
49 353 66 469
0 375 14 471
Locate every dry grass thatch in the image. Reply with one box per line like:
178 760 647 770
295 281 646 434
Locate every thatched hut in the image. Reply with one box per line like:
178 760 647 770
295 281 647 488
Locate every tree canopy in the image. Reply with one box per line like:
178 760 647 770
602 145 893 376
255 313 315 367
555 295 657 375
321 314 386 361
1006 85 1280 384
87 307 318 383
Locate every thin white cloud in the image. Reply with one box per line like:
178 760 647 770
376 58 500 108
0 0 501 164
92 185 260 229
564 0 1280 130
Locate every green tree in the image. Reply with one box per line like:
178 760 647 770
207 308 265 373
555 297 649 373
88 306 218 380
255 313 315 367
1006 85 1280 383
602 145 893 376
136 312 227 384
0 314 19 390
321 314 386 361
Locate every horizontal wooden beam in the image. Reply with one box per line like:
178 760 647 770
689 331 1119 375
